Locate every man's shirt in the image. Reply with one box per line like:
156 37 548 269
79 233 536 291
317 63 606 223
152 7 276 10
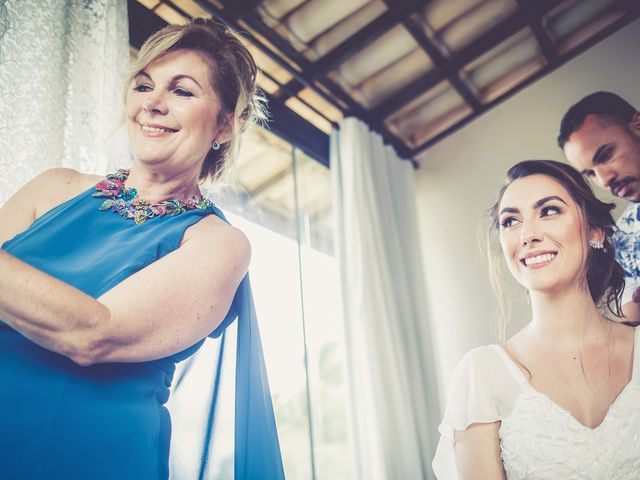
614 202 640 304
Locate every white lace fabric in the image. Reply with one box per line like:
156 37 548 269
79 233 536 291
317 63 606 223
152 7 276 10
0 0 130 205
433 329 640 479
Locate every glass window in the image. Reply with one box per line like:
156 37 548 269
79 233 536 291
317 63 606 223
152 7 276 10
170 127 353 479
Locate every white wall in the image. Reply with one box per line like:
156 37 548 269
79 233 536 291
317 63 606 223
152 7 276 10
415 19 640 405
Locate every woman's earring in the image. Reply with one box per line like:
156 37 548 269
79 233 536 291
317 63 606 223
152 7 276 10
589 239 604 250
212 140 221 151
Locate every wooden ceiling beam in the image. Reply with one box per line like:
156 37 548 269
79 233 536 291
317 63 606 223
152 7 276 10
274 1 427 101
373 0 563 119
189 0 347 116
410 2 640 157
516 0 558 63
399 14 481 112
219 0 266 21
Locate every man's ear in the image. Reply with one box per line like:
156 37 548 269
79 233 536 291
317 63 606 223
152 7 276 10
631 111 640 134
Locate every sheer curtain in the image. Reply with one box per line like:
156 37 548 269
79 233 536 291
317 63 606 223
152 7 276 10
331 117 441 479
0 0 130 204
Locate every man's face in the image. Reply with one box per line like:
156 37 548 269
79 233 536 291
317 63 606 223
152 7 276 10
563 113 640 202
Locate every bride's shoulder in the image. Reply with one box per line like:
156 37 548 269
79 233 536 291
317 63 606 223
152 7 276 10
453 344 504 376
611 321 637 356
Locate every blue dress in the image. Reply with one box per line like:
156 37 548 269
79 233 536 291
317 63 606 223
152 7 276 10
0 183 284 479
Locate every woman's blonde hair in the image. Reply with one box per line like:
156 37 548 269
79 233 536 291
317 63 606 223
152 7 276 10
123 18 266 184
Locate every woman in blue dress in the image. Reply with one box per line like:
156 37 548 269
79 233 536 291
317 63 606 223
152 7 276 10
0 19 284 480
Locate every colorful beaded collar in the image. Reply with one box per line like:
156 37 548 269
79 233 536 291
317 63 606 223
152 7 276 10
93 169 213 224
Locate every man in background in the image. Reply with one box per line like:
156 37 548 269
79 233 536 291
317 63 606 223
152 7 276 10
559 91 640 323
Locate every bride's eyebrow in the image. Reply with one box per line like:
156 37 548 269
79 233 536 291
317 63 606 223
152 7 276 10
499 206 519 215
500 195 567 215
532 195 568 208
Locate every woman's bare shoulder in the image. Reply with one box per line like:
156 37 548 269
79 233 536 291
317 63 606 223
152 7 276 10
611 321 636 350
184 213 251 264
502 326 530 352
31 168 103 217
0 168 105 245
36 167 102 191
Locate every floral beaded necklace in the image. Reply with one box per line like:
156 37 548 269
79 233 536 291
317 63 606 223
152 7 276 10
93 169 213 225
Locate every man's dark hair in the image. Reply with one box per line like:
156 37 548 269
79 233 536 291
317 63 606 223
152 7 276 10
557 91 637 148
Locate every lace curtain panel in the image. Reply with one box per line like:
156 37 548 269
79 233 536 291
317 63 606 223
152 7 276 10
0 0 130 205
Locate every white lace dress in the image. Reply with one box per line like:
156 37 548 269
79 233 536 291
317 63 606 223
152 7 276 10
432 328 640 479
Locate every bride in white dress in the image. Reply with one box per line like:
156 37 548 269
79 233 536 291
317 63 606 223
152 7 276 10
432 160 640 480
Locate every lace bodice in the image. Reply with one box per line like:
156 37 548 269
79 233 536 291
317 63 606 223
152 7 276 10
497 343 640 479
433 329 640 479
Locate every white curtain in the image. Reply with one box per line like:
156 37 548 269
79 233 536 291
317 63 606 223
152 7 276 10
331 117 441 480
0 0 130 204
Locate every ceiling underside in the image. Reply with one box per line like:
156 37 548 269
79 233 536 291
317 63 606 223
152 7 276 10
131 0 639 163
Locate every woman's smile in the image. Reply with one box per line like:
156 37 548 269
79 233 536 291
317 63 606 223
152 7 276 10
520 251 558 269
139 122 178 135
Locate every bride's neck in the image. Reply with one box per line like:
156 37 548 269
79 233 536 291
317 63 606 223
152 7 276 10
527 287 609 348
